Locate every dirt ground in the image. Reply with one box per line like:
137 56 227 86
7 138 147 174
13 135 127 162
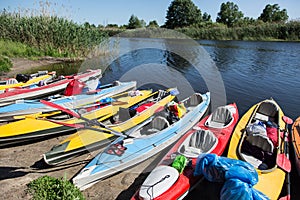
0 58 157 200
0 135 159 200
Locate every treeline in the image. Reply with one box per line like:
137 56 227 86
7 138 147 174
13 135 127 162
0 10 108 57
102 0 300 41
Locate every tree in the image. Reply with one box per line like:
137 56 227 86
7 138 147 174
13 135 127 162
202 12 212 22
106 24 118 28
140 19 146 28
127 14 143 29
216 1 244 27
258 4 288 23
165 0 202 29
147 20 159 28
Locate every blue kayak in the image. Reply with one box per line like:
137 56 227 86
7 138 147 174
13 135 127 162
72 92 210 190
0 81 136 118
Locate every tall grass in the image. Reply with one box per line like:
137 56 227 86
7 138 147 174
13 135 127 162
0 10 108 57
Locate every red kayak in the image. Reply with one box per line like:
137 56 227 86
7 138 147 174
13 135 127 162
0 69 101 106
132 103 239 200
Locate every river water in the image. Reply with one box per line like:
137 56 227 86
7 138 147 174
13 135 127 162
24 38 300 199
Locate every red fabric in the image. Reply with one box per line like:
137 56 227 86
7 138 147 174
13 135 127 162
266 127 278 146
135 102 154 113
169 104 179 116
64 79 85 96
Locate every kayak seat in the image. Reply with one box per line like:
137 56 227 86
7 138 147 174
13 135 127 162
256 102 278 123
179 129 218 158
206 106 233 128
141 116 169 135
246 133 274 153
184 94 202 109
6 78 18 85
118 107 131 122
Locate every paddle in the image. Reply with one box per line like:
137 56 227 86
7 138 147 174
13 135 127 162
40 99 130 138
277 116 293 172
278 116 293 200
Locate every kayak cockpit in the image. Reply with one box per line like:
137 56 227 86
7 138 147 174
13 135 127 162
205 105 235 128
238 100 280 171
178 129 218 158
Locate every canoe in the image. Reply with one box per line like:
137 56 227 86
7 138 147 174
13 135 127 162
0 90 153 147
0 69 102 107
0 81 136 118
292 117 300 176
132 103 239 200
72 92 210 190
43 89 176 165
227 99 288 200
0 70 55 92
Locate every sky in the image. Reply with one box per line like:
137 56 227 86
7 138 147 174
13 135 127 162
1 0 299 26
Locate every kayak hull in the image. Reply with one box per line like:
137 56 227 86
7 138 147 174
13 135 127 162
43 90 175 165
0 69 101 106
292 117 300 176
227 99 287 200
132 103 239 200
72 92 210 190
0 89 152 147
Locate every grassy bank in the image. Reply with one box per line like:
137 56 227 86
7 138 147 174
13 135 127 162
177 21 300 41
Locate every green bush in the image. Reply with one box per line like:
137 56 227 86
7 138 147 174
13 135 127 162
0 40 42 58
0 55 12 72
27 175 85 200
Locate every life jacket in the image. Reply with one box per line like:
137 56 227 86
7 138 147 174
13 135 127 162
168 101 186 118
64 79 85 96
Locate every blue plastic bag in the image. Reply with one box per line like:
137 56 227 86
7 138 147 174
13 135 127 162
194 154 257 184
221 179 269 200
194 154 270 200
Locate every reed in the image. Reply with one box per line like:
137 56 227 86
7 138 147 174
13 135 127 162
0 9 108 57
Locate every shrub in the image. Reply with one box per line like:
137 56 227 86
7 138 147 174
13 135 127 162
0 55 12 72
27 175 85 200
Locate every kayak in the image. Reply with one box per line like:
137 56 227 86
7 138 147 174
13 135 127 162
72 92 210 190
0 70 55 92
0 69 102 106
43 89 176 165
292 117 300 176
0 90 153 147
132 103 239 200
0 81 136 118
227 99 288 200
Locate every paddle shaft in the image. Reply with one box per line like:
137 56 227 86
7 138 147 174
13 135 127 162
40 99 129 138
282 116 293 200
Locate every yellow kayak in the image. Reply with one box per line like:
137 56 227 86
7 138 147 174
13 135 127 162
43 89 176 165
227 99 288 200
0 71 56 91
0 90 153 147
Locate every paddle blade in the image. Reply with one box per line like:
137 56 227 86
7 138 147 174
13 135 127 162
283 116 293 125
277 153 291 173
40 99 81 118
279 195 290 200
46 119 85 129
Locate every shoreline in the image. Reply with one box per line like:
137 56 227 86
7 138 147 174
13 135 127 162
0 57 84 79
